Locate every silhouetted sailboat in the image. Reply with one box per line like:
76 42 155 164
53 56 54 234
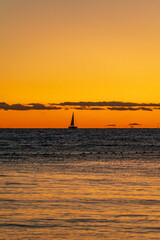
68 113 78 129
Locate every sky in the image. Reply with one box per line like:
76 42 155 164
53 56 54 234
0 0 160 128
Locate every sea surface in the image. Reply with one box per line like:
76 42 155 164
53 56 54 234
0 128 160 240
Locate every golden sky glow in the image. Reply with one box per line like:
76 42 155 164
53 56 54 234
0 0 160 127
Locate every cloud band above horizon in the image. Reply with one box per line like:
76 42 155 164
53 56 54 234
1 101 160 111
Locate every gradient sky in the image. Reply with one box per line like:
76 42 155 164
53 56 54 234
0 0 160 127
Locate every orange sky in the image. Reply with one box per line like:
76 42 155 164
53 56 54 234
0 0 160 128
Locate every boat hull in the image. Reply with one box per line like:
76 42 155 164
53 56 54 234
68 126 78 129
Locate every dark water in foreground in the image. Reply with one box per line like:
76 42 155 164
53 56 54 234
0 128 160 240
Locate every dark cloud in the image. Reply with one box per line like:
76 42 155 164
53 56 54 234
52 101 160 107
107 124 116 126
129 123 141 126
71 107 87 110
28 103 61 110
140 107 153 111
108 107 153 111
70 107 105 110
0 102 30 111
0 102 11 110
28 103 48 109
108 107 138 111
10 104 31 111
0 102 61 111
89 107 106 110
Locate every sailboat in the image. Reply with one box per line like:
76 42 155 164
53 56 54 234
68 113 78 129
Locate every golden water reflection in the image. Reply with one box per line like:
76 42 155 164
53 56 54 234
1 160 160 240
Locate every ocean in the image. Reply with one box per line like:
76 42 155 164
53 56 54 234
0 128 160 240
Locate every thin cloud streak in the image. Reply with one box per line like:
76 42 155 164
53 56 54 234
107 124 116 127
107 107 153 111
71 107 106 110
129 123 141 126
